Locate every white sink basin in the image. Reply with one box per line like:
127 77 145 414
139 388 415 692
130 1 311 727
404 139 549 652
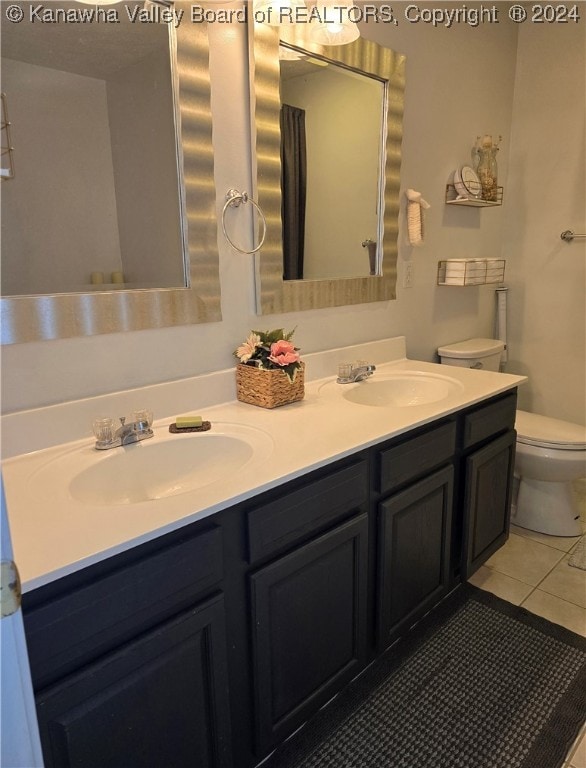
320 372 464 407
27 423 274 507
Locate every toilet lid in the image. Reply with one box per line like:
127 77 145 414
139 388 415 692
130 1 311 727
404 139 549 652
515 410 586 450
437 338 505 359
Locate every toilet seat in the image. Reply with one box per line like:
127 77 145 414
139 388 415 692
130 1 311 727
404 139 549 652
515 410 586 451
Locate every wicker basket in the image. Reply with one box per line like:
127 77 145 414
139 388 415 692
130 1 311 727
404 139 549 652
236 363 305 409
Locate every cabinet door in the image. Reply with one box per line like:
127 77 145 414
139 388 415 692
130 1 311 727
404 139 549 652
36 594 232 768
250 515 368 756
462 429 516 579
377 466 454 650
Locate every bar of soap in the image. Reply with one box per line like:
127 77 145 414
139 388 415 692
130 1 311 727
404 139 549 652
175 415 203 428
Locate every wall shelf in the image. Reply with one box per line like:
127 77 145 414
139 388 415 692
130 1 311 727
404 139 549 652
445 184 503 207
437 259 505 286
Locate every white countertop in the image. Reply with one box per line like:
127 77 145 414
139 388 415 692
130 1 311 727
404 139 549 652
1 338 526 592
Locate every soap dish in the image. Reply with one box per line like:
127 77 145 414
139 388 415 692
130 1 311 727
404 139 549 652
169 421 211 433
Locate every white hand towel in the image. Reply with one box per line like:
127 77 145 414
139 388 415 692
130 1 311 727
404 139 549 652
406 189 431 246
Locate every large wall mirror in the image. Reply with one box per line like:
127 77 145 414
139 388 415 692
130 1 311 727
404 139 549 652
1 1 220 344
249 22 405 314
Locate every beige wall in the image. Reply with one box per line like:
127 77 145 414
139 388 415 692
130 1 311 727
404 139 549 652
502 20 585 424
6 9 578 419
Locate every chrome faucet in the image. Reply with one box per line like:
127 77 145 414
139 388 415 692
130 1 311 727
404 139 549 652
337 362 376 384
93 412 154 450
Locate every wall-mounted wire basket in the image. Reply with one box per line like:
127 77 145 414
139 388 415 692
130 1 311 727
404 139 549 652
1 92 15 181
445 184 503 207
437 259 505 286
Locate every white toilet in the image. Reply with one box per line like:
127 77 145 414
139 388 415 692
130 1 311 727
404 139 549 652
438 338 586 537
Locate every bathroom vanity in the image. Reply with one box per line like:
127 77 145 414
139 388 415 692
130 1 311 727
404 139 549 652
2 342 524 768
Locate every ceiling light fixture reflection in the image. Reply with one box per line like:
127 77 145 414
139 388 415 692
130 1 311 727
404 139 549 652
307 1 360 44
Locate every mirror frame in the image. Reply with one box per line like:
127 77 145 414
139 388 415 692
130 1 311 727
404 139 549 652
248 22 405 314
1 12 220 345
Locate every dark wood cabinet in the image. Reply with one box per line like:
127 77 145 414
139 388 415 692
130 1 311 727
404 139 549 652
377 466 454 649
36 595 232 768
24 526 232 768
376 421 456 495
22 390 518 768
373 419 457 650
454 391 517 580
461 429 516 578
24 526 224 690
250 514 369 754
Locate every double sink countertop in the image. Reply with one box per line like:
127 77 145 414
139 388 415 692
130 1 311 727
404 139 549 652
1 337 527 592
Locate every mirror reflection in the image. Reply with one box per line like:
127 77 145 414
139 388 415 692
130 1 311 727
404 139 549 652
249 19 405 315
1 3 186 297
279 44 385 280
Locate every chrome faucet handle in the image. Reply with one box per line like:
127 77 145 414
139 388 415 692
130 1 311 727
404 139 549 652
132 409 153 430
93 412 154 450
93 417 114 445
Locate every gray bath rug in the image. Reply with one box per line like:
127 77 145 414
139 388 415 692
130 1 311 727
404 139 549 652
262 584 586 768
569 535 586 571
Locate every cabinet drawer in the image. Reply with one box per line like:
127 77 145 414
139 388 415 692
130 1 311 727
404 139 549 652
462 392 517 450
377 421 456 495
24 526 223 689
247 458 368 563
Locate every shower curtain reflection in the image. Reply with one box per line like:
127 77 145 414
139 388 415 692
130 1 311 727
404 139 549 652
280 104 307 280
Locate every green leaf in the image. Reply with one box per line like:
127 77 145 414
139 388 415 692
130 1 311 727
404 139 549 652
281 362 301 382
249 327 297 347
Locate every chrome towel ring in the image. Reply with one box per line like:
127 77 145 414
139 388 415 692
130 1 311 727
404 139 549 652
221 188 267 254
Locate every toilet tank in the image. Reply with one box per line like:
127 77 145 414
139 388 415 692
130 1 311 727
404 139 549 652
437 338 504 371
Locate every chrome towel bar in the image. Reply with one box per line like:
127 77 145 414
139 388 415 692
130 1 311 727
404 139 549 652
560 230 586 242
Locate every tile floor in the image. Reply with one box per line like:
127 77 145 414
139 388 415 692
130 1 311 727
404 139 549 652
468 479 586 768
